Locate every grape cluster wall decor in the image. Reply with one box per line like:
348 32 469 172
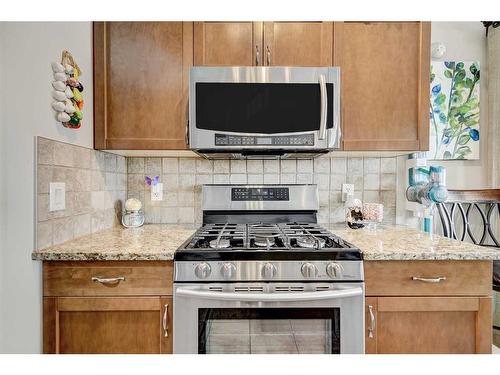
429 61 480 160
51 50 84 129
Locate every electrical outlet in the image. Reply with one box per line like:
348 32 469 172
341 183 354 202
151 183 163 201
49 182 66 211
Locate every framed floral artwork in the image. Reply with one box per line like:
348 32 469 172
429 61 480 160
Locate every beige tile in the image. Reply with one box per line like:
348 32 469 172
196 158 213 174
161 207 178 224
329 203 345 223
179 158 196 173
329 191 342 205
37 165 53 194
91 210 105 233
163 192 178 207
145 157 162 175
105 172 117 191
179 174 195 190
90 151 106 171
103 208 119 228
128 157 145 173
247 160 264 173
53 142 74 167
331 157 347 174
314 156 330 173
73 213 91 238
91 191 105 211
196 174 213 185
116 173 127 191
347 157 363 174
248 174 264 184
74 169 91 192
317 208 329 224
127 190 144 205
364 157 380 174
37 220 52 249
263 174 279 184
230 159 247 173
178 191 194 206
52 217 74 245
116 156 127 173
297 159 313 173
162 158 178 173
296 173 313 184
381 157 397 173
381 173 396 190
74 147 91 169
280 159 296 173
363 190 381 203
127 174 144 191
214 160 230 174
280 174 296 184
178 207 195 223
364 173 380 190
73 191 92 215
314 174 330 191
231 174 247 184
145 206 162 223
37 193 71 221
104 153 117 172
330 174 346 191
53 166 75 191
380 190 396 207
264 160 280 173
164 174 179 191
346 174 363 191
103 190 115 210
37 138 54 165
214 174 230 184
319 190 330 207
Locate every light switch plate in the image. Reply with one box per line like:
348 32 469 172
151 183 163 201
49 182 66 211
341 183 354 202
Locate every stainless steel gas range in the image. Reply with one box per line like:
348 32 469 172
173 184 364 354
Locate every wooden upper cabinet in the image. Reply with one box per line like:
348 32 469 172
194 22 263 66
94 22 193 150
335 22 431 151
264 22 333 66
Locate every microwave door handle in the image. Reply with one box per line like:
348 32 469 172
318 74 327 140
175 286 362 302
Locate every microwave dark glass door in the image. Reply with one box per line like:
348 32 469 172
195 83 334 134
198 308 340 354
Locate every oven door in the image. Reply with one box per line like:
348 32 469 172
189 66 341 151
173 283 364 354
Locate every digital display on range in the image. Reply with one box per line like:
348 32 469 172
232 187 289 201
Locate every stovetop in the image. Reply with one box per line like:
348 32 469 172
175 222 362 262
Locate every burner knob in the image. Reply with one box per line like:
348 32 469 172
220 262 237 280
261 263 277 279
301 263 318 279
194 262 211 279
326 262 343 278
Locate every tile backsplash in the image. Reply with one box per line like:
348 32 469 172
127 156 397 225
36 137 126 249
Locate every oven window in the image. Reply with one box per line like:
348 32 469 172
198 308 340 354
195 83 334 134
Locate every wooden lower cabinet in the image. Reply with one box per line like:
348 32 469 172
365 296 492 354
44 296 172 354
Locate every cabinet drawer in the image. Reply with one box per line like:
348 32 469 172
43 261 172 297
364 261 491 296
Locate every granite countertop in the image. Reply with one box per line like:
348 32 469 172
32 224 196 261
32 224 500 262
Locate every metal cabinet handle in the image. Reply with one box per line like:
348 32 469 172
163 303 169 338
318 74 327 140
185 119 189 145
255 45 260 65
368 304 375 339
91 276 125 285
266 45 271 66
411 276 446 283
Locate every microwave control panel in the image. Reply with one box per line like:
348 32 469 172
232 187 289 201
215 133 314 146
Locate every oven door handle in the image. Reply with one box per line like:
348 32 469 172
318 74 328 140
175 286 362 302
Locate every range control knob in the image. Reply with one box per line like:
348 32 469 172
301 262 318 279
220 262 237 280
326 262 343 278
261 263 277 279
194 262 211 279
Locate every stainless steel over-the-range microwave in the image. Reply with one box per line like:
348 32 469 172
188 66 341 159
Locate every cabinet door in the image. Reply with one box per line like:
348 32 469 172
194 22 263 66
263 22 333 66
335 22 430 151
365 297 492 354
43 296 172 354
94 22 193 150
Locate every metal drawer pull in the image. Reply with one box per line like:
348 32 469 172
255 45 260 65
91 276 125 285
368 305 375 339
266 45 271 66
411 276 446 283
163 303 169 338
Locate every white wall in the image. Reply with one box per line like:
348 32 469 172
0 22 93 353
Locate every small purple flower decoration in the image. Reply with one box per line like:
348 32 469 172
145 175 160 186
